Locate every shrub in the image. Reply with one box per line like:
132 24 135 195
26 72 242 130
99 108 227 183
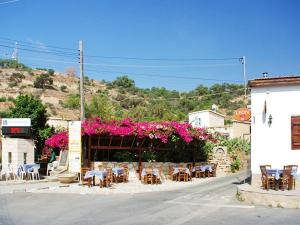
0 97 7 102
8 81 18 88
47 69 55 76
7 96 15 102
0 111 10 118
61 94 80 109
230 158 241 173
34 74 53 89
112 75 135 88
10 73 25 82
60 85 67 92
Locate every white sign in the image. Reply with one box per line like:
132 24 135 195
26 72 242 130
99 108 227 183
68 121 81 173
1 118 31 127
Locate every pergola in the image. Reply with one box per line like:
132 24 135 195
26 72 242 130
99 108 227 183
45 117 211 180
82 134 198 179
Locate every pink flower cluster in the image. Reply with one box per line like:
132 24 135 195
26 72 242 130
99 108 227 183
45 130 68 149
46 117 213 149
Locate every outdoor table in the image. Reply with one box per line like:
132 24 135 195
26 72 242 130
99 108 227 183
267 168 297 180
173 167 191 176
267 168 297 190
17 164 40 177
112 167 124 176
84 170 108 187
193 165 213 172
141 168 160 178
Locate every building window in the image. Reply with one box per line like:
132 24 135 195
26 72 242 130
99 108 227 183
291 116 300 150
8 152 12 164
23 153 27 164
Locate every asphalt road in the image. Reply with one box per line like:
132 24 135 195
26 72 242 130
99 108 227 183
1 175 300 225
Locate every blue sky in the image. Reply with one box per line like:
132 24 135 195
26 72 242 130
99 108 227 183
0 0 300 91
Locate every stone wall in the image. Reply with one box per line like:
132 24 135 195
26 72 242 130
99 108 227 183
208 146 249 175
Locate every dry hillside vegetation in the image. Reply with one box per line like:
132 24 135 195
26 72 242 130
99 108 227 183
0 66 248 121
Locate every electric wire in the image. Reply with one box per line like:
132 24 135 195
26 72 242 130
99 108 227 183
85 69 243 83
14 56 243 83
0 36 243 62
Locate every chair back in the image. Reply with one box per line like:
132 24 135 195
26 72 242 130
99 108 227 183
106 168 113 179
283 165 292 178
145 167 153 174
98 165 105 171
33 167 39 173
286 164 298 172
260 165 268 177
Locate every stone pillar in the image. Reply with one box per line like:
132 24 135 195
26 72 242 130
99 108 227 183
209 146 231 175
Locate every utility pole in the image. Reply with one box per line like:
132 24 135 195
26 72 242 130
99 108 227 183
241 56 247 98
79 40 85 121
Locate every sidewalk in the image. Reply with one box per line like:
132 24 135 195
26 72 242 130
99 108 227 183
0 172 245 195
0 179 61 194
237 183 300 209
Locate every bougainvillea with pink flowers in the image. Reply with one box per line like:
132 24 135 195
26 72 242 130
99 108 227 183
45 130 68 149
45 117 215 149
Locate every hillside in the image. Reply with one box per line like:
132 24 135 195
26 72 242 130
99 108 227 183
0 60 249 122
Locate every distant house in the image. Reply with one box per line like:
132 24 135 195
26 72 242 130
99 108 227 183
188 110 250 140
47 117 71 129
189 110 225 128
249 76 300 175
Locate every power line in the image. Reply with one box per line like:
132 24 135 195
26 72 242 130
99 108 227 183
0 43 240 68
0 36 242 62
9 55 242 83
0 37 76 52
85 69 243 83
19 56 77 65
0 0 20 5
0 40 77 56
0 44 77 58
84 54 240 61
84 61 240 68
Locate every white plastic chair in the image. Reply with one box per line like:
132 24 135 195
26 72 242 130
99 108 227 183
9 164 16 181
47 161 58 176
28 167 40 180
3 164 16 181
17 164 27 180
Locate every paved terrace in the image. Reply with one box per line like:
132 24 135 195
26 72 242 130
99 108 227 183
237 175 300 209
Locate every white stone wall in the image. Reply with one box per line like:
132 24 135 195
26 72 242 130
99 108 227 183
230 121 251 139
47 118 70 129
1 137 35 173
189 110 224 128
208 112 225 127
251 85 300 174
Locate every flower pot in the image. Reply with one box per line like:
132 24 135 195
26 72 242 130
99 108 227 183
57 174 76 183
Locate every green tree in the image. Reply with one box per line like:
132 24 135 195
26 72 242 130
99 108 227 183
34 73 53 89
85 94 114 120
112 75 135 88
9 94 49 152
0 59 31 70
62 94 80 109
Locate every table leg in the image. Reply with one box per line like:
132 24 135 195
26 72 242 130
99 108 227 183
88 177 92 188
275 179 279 191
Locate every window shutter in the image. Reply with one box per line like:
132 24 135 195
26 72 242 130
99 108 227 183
291 116 300 150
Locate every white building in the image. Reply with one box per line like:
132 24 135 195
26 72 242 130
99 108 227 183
249 76 300 174
47 117 71 129
189 110 225 128
1 118 34 173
